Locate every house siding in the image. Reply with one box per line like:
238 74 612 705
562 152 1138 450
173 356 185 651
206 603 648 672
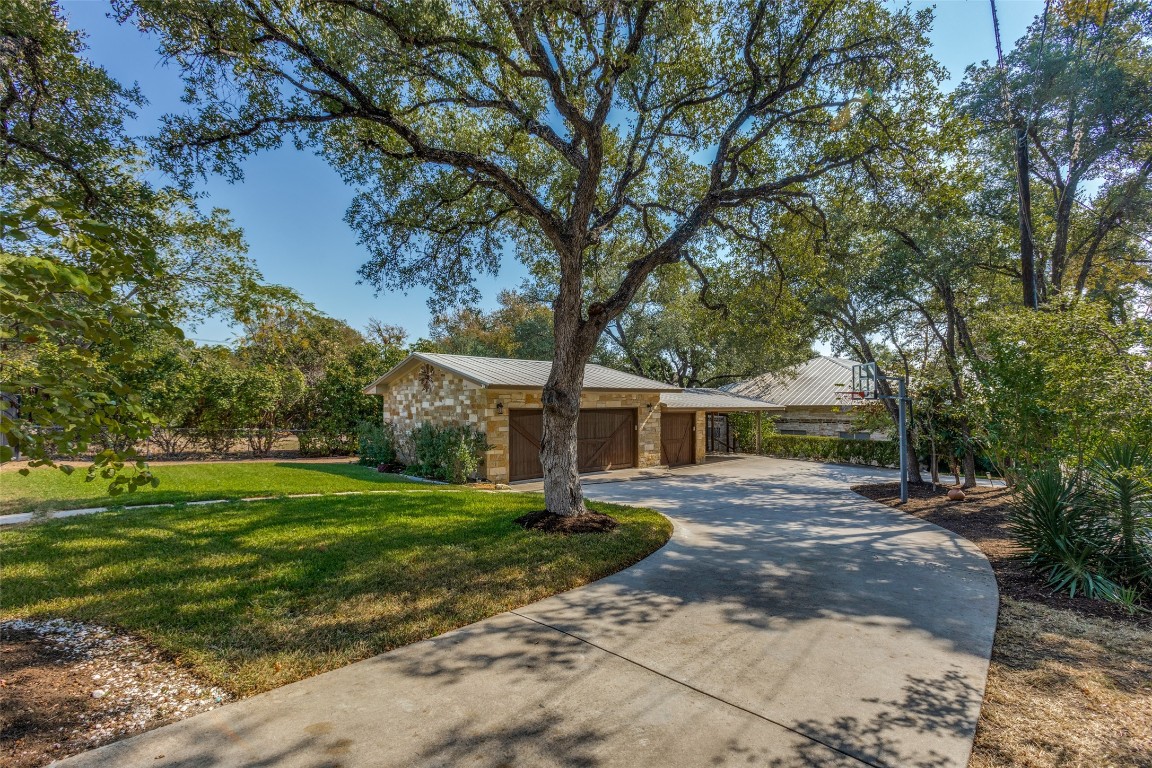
772 406 885 440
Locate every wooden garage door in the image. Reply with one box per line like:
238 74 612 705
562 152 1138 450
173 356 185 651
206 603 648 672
508 408 636 482
661 412 695 467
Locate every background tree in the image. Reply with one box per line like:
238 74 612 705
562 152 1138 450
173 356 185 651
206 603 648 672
599 261 815 387
122 0 941 516
1 0 289 480
423 289 554 360
958 0 1152 305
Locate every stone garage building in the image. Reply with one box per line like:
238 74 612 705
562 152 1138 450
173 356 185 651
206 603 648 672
363 353 781 484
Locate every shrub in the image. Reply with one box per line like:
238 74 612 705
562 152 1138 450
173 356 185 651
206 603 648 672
1010 441 1152 607
357 421 397 467
408 423 488 483
754 433 899 467
1009 467 1119 600
1089 441 1152 590
296 429 356 457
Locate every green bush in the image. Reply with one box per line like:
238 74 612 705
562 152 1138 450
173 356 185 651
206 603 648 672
1009 441 1152 608
754 433 899 467
357 421 397 466
296 429 356 457
1008 467 1119 600
408 423 489 483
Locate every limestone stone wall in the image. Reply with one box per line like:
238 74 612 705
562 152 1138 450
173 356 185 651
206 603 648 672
379 365 487 452
695 410 707 461
772 406 885 440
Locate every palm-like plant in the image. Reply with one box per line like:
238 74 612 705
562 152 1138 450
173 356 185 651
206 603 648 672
1089 440 1152 588
1008 467 1120 600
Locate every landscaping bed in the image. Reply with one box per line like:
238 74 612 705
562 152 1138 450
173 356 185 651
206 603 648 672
0 619 229 768
0 490 670 766
854 482 1152 768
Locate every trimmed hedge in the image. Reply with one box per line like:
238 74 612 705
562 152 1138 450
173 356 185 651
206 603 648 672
755 434 899 468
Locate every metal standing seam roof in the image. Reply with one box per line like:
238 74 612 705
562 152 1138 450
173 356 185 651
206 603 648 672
659 388 783 411
722 356 860 408
363 352 682 394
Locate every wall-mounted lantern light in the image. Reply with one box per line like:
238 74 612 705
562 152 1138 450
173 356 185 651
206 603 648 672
646 402 654 411
496 401 504 415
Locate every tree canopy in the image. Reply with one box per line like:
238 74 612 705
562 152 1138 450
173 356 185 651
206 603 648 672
119 0 943 514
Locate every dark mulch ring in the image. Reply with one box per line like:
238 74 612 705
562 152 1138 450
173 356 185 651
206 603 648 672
852 482 1151 627
514 509 620 534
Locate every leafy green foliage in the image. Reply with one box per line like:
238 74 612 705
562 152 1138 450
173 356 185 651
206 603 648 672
598 262 816 387
1090 441 1152 588
752 433 899 468
971 301 1152 472
1010 442 1152 607
957 0 1152 302
407 423 489 484
0 199 176 491
422 290 554 360
1009 467 1120 600
356 421 398 468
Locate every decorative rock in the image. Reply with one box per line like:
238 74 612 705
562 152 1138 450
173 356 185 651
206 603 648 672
91 690 106 699
947 488 967 501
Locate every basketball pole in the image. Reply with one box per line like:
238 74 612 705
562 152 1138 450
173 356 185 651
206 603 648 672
897 377 908 504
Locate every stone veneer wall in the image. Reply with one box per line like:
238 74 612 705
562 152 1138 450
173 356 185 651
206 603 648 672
695 411 707 461
378 365 487 448
772 406 886 440
378 362 674 483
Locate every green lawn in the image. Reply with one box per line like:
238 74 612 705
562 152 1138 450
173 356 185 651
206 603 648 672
1 490 671 697
0 461 428 516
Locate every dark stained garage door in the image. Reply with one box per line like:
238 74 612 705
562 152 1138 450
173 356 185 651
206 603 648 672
508 408 636 482
661 412 695 467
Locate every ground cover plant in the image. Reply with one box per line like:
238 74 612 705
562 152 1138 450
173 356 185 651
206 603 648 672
0 462 426 516
854 482 1152 767
1 491 671 698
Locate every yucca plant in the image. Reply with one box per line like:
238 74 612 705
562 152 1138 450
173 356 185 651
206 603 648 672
1008 466 1120 600
1089 440 1152 591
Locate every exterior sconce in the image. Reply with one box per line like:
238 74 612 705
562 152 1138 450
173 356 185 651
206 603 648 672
646 402 654 411
496 401 504 415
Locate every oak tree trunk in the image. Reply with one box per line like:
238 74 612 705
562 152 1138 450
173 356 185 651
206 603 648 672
962 448 978 489
540 291 594 517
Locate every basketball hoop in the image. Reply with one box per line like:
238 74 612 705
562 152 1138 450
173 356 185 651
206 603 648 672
850 362 880 400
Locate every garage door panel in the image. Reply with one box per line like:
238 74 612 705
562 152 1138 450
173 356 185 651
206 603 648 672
661 412 695 467
509 408 636 482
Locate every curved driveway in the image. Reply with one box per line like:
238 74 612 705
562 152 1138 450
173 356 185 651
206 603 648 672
60 456 997 768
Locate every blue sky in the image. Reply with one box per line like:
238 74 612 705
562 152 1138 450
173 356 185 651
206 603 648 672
60 0 1044 346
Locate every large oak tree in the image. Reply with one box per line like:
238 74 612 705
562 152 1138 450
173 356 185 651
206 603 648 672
121 0 940 515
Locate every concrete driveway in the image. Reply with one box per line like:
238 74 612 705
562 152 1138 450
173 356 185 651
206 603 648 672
58 456 997 768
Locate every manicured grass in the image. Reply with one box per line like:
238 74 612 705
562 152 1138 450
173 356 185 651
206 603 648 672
1 490 671 697
0 462 427 516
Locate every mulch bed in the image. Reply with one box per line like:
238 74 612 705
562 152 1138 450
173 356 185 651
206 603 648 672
515 509 620 533
852 482 1151 627
0 619 229 768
